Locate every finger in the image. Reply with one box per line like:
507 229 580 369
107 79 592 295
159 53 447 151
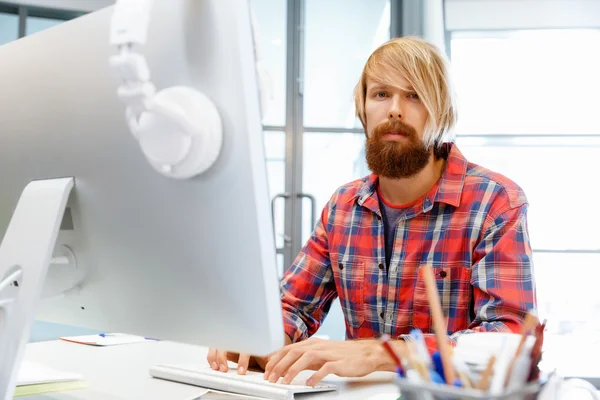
216 350 229 372
268 348 316 383
256 355 270 371
306 361 340 386
226 352 240 363
264 346 291 379
237 354 251 375
281 351 322 384
207 349 219 370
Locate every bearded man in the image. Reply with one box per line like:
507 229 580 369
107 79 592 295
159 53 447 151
208 37 536 386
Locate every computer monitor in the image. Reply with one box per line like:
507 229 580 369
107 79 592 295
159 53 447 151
0 0 283 390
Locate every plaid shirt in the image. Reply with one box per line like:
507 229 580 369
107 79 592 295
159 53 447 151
281 143 536 347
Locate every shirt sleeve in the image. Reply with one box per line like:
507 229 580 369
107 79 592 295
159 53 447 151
280 202 338 343
450 203 537 340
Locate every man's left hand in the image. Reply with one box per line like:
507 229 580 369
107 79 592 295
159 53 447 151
263 337 396 386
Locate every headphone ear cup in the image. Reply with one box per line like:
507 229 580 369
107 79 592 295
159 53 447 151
135 86 223 178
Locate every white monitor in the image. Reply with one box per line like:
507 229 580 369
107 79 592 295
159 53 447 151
0 0 283 395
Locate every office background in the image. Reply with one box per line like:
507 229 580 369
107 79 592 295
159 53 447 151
0 0 598 344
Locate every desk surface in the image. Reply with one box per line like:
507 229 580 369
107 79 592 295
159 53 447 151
22 340 400 400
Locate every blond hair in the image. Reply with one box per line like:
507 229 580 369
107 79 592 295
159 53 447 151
354 37 457 150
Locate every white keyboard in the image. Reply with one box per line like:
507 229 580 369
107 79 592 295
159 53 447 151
149 364 337 400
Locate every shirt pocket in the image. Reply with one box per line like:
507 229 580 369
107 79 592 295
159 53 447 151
332 258 365 329
412 265 472 332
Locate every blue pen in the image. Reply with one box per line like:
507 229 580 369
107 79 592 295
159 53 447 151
431 351 446 383
99 333 159 341
429 369 445 384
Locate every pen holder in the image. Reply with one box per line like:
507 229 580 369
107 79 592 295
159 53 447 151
396 377 542 400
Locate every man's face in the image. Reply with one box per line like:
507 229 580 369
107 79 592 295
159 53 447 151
364 76 431 179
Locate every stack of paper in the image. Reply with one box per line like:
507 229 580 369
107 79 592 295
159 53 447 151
15 361 86 397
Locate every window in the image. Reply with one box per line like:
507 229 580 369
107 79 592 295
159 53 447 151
0 12 18 45
450 29 600 336
0 3 81 46
250 0 287 127
303 0 390 128
452 30 600 135
26 16 64 36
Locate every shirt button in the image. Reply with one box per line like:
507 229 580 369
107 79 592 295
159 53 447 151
378 263 384 270
439 270 447 278
380 312 384 320
338 263 344 270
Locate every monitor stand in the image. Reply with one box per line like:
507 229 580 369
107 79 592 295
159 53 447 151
0 177 74 400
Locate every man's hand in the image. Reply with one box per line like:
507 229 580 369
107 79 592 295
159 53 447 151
206 335 292 375
206 349 268 375
263 337 401 386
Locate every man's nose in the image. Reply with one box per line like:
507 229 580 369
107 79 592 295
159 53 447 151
387 97 402 120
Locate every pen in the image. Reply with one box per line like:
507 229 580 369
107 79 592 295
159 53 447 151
379 334 406 377
99 333 160 341
409 328 431 368
405 341 430 382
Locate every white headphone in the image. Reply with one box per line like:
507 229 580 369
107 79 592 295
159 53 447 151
109 1 272 179
109 0 223 179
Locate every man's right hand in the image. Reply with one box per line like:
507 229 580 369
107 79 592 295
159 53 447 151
206 349 269 375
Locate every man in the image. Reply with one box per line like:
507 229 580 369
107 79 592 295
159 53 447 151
207 36 536 386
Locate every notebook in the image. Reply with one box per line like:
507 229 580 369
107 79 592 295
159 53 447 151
15 361 86 397
149 364 337 400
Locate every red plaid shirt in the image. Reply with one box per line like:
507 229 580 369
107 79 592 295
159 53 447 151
281 143 536 348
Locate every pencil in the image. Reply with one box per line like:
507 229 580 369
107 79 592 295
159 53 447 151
504 311 539 387
421 265 456 384
477 354 496 390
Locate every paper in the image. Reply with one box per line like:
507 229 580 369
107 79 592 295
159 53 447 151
60 333 152 346
18 361 84 386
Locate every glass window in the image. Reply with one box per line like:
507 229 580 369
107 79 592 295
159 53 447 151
26 16 64 36
303 0 390 128
0 13 19 45
452 28 600 348
250 0 287 127
533 252 600 336
456 137 600 251
264 130 286 275
451 30 600 135
302 132 366 242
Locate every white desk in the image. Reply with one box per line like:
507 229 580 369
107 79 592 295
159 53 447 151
21 340 400 400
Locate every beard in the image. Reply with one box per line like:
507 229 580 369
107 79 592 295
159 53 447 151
365 120 431 179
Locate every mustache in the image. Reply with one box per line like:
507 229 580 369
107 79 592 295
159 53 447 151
371 120 416 140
